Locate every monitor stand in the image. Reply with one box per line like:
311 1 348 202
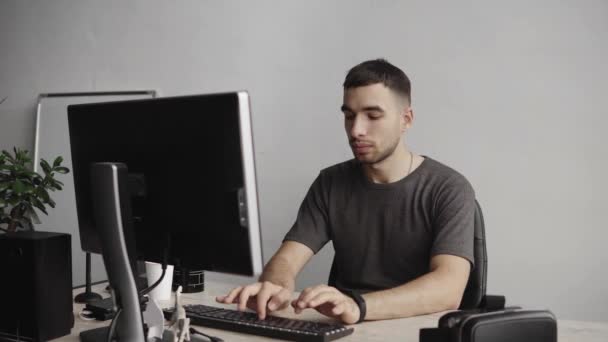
79 163 146 342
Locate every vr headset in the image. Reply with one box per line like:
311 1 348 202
420 308 557 342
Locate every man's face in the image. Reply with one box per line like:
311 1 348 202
342 83 411 165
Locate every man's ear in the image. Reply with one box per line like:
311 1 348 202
402 107 414 132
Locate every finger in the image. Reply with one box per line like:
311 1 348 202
293 290 313 312
268 288 291 311
332 301 347 316
220 286 243 304
256 286 274 319
291 298 307 314
296 285 330 308
238 285 260 311
292 289 309 314
308 291 341 309
295 287 313 303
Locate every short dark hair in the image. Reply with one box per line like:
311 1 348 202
343 59 411 104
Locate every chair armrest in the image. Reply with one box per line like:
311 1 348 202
479 294 506 311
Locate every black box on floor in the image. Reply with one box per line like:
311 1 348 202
0 232 74 341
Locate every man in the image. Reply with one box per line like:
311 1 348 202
217 59 475 324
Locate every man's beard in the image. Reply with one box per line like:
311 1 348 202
354 137 400 165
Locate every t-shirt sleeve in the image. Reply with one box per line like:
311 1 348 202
283 173 331 254
431 176 476 267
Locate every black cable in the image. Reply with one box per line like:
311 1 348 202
139 247 169 296
106 307 122 342
189 327 224 342
140 264 166 296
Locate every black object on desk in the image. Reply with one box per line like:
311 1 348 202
173 267 205 293
0 232 74 342
85 297 116 321
163 304 354 342
74 252 103 304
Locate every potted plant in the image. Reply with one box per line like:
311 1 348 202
0 146 75 340
0 148 69 233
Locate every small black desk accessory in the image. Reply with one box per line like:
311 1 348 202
74 252 103 304
85 297 116 321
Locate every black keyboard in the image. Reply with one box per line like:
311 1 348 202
163 304 354 342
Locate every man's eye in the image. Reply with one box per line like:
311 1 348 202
344 114 355 120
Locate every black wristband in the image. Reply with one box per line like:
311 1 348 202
341 289 366 323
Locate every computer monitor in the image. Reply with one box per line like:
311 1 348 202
67 92 263 277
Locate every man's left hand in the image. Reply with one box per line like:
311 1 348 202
291 285 360 324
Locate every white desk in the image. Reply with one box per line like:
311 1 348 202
55 281 608 342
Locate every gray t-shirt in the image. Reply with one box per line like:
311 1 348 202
283 156 475 293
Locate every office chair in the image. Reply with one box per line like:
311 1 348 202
458 200 505 310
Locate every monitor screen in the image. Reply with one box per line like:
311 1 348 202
67 92 263 277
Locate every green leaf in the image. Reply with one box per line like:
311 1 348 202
22 182 35 194
37 187 51 203
12 180 25 194
0 198 6 208
22 170 38 178
40 159 51 175
53 156 63 167
54 166 69 174
1 150 15 163
46 179 60 191
32 198 48 215
17 152 31 165
0 182 9 192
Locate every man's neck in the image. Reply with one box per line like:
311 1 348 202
362 143 413 184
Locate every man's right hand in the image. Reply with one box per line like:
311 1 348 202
215 281 293 320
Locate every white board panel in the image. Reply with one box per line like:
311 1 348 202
34 91 156 287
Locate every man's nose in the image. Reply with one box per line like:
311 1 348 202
350 116 367 138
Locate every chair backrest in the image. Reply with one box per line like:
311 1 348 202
458 200 488 309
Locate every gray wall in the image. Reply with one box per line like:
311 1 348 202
1 0 607 322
